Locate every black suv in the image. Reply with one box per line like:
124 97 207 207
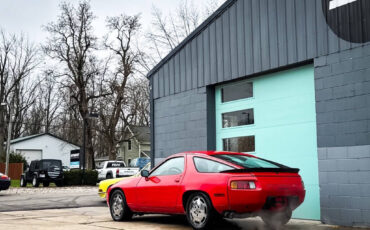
20 159 64 187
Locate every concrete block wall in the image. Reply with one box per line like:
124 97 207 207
153 87 208 164
315 44 370 227
318 146 370 226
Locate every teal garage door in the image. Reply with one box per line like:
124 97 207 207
215 65 320 220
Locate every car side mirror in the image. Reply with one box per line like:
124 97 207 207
141 170 149 178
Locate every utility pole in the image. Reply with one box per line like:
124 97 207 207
1 101 13 176
5 105 12 175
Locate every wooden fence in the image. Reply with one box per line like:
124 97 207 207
0 163 23 180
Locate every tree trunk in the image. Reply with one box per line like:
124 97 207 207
85 119 95 169
0 107 5 159
107 131 116 160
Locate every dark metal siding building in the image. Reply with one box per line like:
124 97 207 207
148 0 370 226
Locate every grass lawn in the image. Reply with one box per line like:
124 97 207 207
11 180 56 188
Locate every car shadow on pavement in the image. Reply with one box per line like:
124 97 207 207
130 215 276 230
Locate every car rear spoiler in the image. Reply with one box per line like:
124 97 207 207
220 168 300 173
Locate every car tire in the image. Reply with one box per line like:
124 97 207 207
43 182 50 187
261 208 292 229
20 176 27 187
32 175 39 187
55 181 63 187
186 192 216 230
106 173 113 179
109 189 133 221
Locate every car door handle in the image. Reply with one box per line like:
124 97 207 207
175 178 181 183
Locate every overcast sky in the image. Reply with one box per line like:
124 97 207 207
0 0 213 43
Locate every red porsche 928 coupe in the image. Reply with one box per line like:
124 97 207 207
107 151 305 229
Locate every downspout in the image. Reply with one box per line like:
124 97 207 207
150 77 155 169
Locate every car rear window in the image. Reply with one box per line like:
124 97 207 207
213 154 283 169
42 160 62 169
193 157 235 173
107 162 125 168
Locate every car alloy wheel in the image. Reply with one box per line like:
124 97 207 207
186 193 216 230
109 190 133 221
112 193 124 218
189 196 208 227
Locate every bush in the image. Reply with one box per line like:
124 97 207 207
63 169 98 186
0 152 28 171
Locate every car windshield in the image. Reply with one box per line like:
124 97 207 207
213 154 283 169
42 160 61 169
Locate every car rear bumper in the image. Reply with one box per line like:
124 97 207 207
0 180 11 190
227 189 305 214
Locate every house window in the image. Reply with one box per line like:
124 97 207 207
223 136 255 152
221 82 253 103
128 140 132 150
222 108 254 128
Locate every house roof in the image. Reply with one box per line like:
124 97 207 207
121 126 150 143
10 133 81 147
146 0 236 78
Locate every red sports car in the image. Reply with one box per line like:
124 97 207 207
107 151 305 229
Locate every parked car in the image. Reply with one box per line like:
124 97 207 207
20 159 63 187
0 172 10 191
62 166 70 172
97 161 139 181
107 151 305 229
98 163 151 199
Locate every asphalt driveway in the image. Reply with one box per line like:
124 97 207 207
0 187 105 212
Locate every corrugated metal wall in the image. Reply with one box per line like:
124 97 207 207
151 0 367 99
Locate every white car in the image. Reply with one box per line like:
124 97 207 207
97 161 139 180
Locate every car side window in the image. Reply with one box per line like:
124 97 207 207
193 157 235 173
150 157 184 177
34 162 39 170
30 162 35 171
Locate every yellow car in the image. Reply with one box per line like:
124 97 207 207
98 162 151 198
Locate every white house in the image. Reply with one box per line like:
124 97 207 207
9 133 80 167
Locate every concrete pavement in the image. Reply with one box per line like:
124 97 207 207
0 187 105 212
0 206 368 230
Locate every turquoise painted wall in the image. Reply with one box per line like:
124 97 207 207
215 65 320 220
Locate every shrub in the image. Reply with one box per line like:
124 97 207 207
0 152 28 171
63 169 98 186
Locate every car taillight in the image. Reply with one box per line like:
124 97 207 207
230 181 256 190
1 175 8 180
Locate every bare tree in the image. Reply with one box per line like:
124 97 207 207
0 31 38 158
121 79 150 127
145 0 225 66
43 1 102 169
22 73 61 136
99 14 142 160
